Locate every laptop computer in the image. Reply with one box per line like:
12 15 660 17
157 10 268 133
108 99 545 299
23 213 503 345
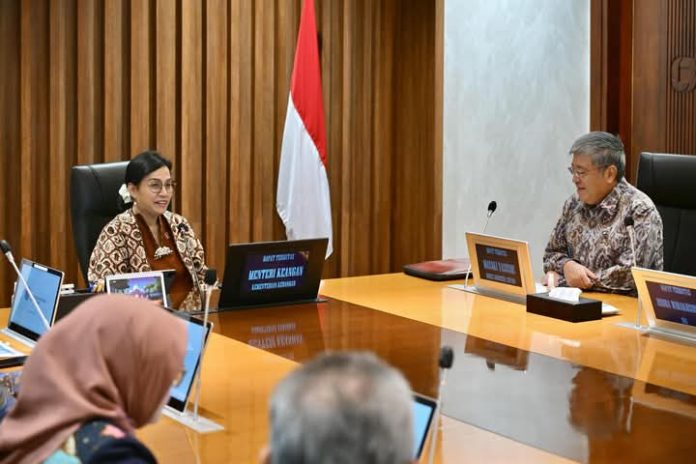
1 259 64 347
412 393 437 460
55 291 97 323
105 271 170 308
165 312 213 413
632 267 696 343
450 232 537 304
217 238 328 310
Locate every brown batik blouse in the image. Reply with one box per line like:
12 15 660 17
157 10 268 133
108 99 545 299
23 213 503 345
134 213 194 309
88 209 206 311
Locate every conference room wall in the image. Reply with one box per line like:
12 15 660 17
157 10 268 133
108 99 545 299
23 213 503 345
0 0 442 307
591 0 696 180
443 1 588 277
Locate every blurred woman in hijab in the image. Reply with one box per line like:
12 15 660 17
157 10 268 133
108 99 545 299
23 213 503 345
0 294 187 463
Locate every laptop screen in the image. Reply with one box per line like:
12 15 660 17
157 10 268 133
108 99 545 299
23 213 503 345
412 394 437 459
8 259 64 342
243 251 311 293
218 238 328 309
646 281 696 327
167 314 212 412
105 271 170 308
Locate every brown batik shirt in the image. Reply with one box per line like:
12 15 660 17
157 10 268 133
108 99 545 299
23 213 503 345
88 209 207 311
543 178 663 294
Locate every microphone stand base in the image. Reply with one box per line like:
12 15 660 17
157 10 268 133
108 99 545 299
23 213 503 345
162 407 225 434
449 284 527 305
614 321 649 333
615 322 696 345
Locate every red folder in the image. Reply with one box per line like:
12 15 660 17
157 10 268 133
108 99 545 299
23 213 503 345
403 258 471 281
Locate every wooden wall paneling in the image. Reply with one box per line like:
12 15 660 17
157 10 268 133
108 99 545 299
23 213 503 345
590 0 633 178
20 0 50 263
632 0 669 179
251 0 276 242
154 0 177 164
204 0 229 272
666 0 696 155
434 0 443 258
392 0 439 267
228 0 254 244
49 0 77 282
0 0 446 306
615 0 633 166
590 0 609 131
76 0 103 165
0 0 21 306
371 0 395 274
340 0 374 276
104 0 128 162
631 0 696 180
675 0 696 152
338 0 353 277
357 0 376 276
130 0 152 154
274 0 300 244
321 0 343 278
180 0 203 237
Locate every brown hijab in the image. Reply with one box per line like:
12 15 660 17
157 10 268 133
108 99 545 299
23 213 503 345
0 294 187 464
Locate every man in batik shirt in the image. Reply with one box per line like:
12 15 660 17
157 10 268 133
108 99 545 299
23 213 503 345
543 132 663 294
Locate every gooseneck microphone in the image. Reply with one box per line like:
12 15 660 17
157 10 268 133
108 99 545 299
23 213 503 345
624 216 637 268
484 200 497 228
176 223 206 308
464 201 498 288
0 240 50 331
427 346 455 464
624 216 642 328
193 268 218 421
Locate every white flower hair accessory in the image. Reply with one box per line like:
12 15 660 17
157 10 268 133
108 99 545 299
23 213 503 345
118 183 132 203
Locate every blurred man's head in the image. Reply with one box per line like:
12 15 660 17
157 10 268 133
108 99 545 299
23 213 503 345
264 351 414 464
568 131 625 205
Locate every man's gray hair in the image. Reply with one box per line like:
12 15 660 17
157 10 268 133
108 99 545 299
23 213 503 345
569 131 626 180
269 351 414 464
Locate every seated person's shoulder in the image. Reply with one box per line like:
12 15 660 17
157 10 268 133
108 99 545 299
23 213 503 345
103 211 137 232
97 212 138 246
557 194 582 219
72 419 156 464
165 211 195 233
627 187 660 219
165 210 185 223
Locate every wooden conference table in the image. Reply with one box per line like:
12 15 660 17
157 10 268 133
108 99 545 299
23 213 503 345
3 273 696 463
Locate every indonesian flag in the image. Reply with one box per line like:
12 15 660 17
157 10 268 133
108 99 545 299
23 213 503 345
276 0 333 257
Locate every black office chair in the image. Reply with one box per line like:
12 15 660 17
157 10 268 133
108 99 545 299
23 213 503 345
70 161 129 282
636 152 696 276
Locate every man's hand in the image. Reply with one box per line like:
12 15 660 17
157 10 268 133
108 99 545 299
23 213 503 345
562 261 597 289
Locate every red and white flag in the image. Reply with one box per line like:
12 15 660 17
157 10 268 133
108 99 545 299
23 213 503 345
276 0 333 257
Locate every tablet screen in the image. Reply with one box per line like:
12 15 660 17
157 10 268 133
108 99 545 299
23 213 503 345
412 394 437 459
105 271 169 307
167 315 211 412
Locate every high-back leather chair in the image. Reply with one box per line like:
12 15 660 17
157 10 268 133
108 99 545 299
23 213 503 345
636 152 696 276
70 161 129 282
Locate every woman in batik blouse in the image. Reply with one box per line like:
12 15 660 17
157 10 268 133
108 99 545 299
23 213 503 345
88 150 207 310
